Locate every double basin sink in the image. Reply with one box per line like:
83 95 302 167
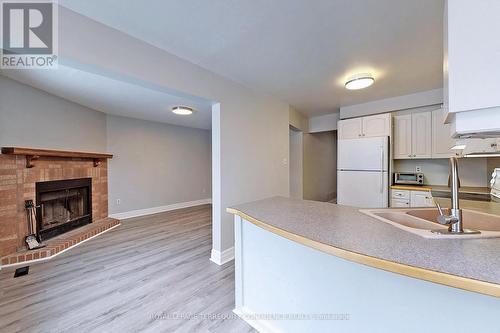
360 208 500 239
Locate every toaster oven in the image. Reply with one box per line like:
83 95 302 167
394 172 424 185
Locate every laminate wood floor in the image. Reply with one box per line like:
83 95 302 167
0 205 256 333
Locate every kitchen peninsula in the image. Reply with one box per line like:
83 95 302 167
227 197 500 333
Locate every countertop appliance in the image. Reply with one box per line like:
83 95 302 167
394 172 424 185
337 136 389 208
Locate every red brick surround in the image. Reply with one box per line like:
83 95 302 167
0 154 109 258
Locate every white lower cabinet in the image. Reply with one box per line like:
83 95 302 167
391 198 410 208
410 191 434 207
391 189 435 208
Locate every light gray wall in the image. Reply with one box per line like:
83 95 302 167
339 89 443 119
289 106 308 133
393 158 488 187
303 131 337 202
289 127 303 199
106 115 211 214
0 76 107 151
308 113 339 133
0 75 212 215
58 7 290 254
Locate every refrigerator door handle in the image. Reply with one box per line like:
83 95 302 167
380 146 384 193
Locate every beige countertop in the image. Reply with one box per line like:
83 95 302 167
228 197 500 297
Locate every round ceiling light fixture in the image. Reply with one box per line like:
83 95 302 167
345 73 375 90
171 106 194 115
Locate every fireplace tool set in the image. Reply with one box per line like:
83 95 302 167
25 200 45 250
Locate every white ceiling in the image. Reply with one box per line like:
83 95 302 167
1 65 213 129
60 0 445 116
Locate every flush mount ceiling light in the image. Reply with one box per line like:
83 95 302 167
345 73 375 90
171 106 194 115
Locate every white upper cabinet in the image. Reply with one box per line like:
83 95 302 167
393 114 412 159
411 112 432 158
432 108 456 158
362 114 392 138
338 118 362 139
393 111 432 159
338 113 391 140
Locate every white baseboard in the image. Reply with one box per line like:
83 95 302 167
109 198 212 220
209 246 234 265
233 307 281 333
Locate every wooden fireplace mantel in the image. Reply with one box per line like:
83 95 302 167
1 147 113 168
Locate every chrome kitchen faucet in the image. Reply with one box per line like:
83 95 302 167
431 157 480 235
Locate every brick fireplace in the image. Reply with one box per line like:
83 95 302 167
0 147 113 258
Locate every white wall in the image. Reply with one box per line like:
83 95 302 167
0 76 107 151
393 158 488 187
58 7 289 256
303 131 337 202
106 115 211 214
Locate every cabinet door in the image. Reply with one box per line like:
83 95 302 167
410 191 434 207
338 118 362 139
432 108 456 158
393 114 412 159
391 198 410 208
411 112 432 158
362 113 391 137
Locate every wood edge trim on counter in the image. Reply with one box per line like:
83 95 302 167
390 185 433 191
227 207 500 298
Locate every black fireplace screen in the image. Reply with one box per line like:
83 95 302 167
36 178 92 240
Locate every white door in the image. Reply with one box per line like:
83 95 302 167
338 118 362 139
412 112 432 158
337 171 389 208
432 108 456 158
338 137 389 171
393 114 412 159
362 114 391 137
410 191 434 207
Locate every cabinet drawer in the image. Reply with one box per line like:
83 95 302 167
391 189 410 199
391 198 410 207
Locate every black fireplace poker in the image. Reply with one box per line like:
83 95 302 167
24 200 45 250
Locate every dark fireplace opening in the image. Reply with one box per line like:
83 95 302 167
36 178 92 240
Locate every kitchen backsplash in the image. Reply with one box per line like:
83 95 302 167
394 158 496 187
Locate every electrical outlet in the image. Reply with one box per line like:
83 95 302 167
415 166 422 173
116 199 121 205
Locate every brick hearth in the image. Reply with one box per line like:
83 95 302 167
0 153 113 258
1 217 119 266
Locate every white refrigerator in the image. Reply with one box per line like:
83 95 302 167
337 136 389 208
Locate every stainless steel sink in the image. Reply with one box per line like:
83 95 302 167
360 208 500 239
